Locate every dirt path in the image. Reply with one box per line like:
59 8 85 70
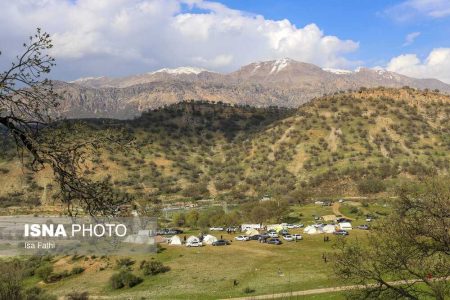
222 278 448 300
332 202 354 220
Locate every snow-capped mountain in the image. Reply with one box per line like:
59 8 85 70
149 67 209 75
59 58 450 118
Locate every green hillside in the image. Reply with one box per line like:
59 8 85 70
0 87 449 209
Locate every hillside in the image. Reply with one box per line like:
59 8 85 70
0 87 449 209
56 58 450 119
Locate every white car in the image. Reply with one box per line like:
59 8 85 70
268 232 278 238
209 227 224 231
365 218 372 222
186 241 203 247
286 224 295 229
283 235 294 241
292 234 303 240
293 224 304 228
235 235 249 241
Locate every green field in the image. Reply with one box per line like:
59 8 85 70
36 232 367 299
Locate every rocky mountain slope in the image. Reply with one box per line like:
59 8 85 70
56 58 450 119
1 88 449 208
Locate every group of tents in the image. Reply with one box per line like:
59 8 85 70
303 222 352 235
167 234 219 246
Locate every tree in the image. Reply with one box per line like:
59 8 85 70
0 29 131 216
334 177 450 299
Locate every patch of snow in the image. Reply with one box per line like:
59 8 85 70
70 76 106 83
323 68 353 75
150 67 209 75
269 58 291 74
252 64 261 74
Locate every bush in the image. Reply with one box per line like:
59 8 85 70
24 286 57 300
110 270 142 289
35 264 53 283
70 267 85 275
66 291 89 300
243 287 255 294
357 178 386 194
139 260 170 276
115 258 135 269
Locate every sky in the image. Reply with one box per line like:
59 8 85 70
1 0 449 83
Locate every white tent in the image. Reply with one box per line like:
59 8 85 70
202 234 218 245
267 224 284 232
339 222 353 231
245 229 260 236
304 225 324 235
323 224 336 233
169 235 182 245
186 235 200 243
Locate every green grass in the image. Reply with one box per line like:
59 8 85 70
40 231 370 299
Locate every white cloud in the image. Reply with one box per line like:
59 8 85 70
0 0 359 80
386 48 450 83
386 0 450 21
403 32 421 46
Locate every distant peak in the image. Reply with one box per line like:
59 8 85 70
149 67 210 75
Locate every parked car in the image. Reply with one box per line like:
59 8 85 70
282 235 294 241
186 240 202 247
279 229 290 236
226 226 238 232
212 240 230 246
235 235 249 241
333 230 349 236
292 234 303 240
357 224 370 230
209 227 224 231
248 235 262 241
157 228 183 235
286 224 295 229
365 218 373 222
293 224 304 228
268 232 279 238
337 218 352 223
266 238 282 245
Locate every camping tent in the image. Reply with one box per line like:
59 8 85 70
202 234 218 245
267 224 284 232
169 235 182 245
186 235 200 243
323 224 336 233
339 222 353 231
304 225 324 235
154 235 167 244
245 229 260 236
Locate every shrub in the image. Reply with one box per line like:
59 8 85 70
357 178 386 194
110 270 142 289
243 287 255 294
139 260 170 276
24 287 57 300
66 291 89 300
71 267 85 275
115 258 135 269
35 264 53 283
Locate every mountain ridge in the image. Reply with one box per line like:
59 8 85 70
55 58 450 119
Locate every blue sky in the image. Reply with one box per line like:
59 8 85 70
1 0 449 82
215 0 450 66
